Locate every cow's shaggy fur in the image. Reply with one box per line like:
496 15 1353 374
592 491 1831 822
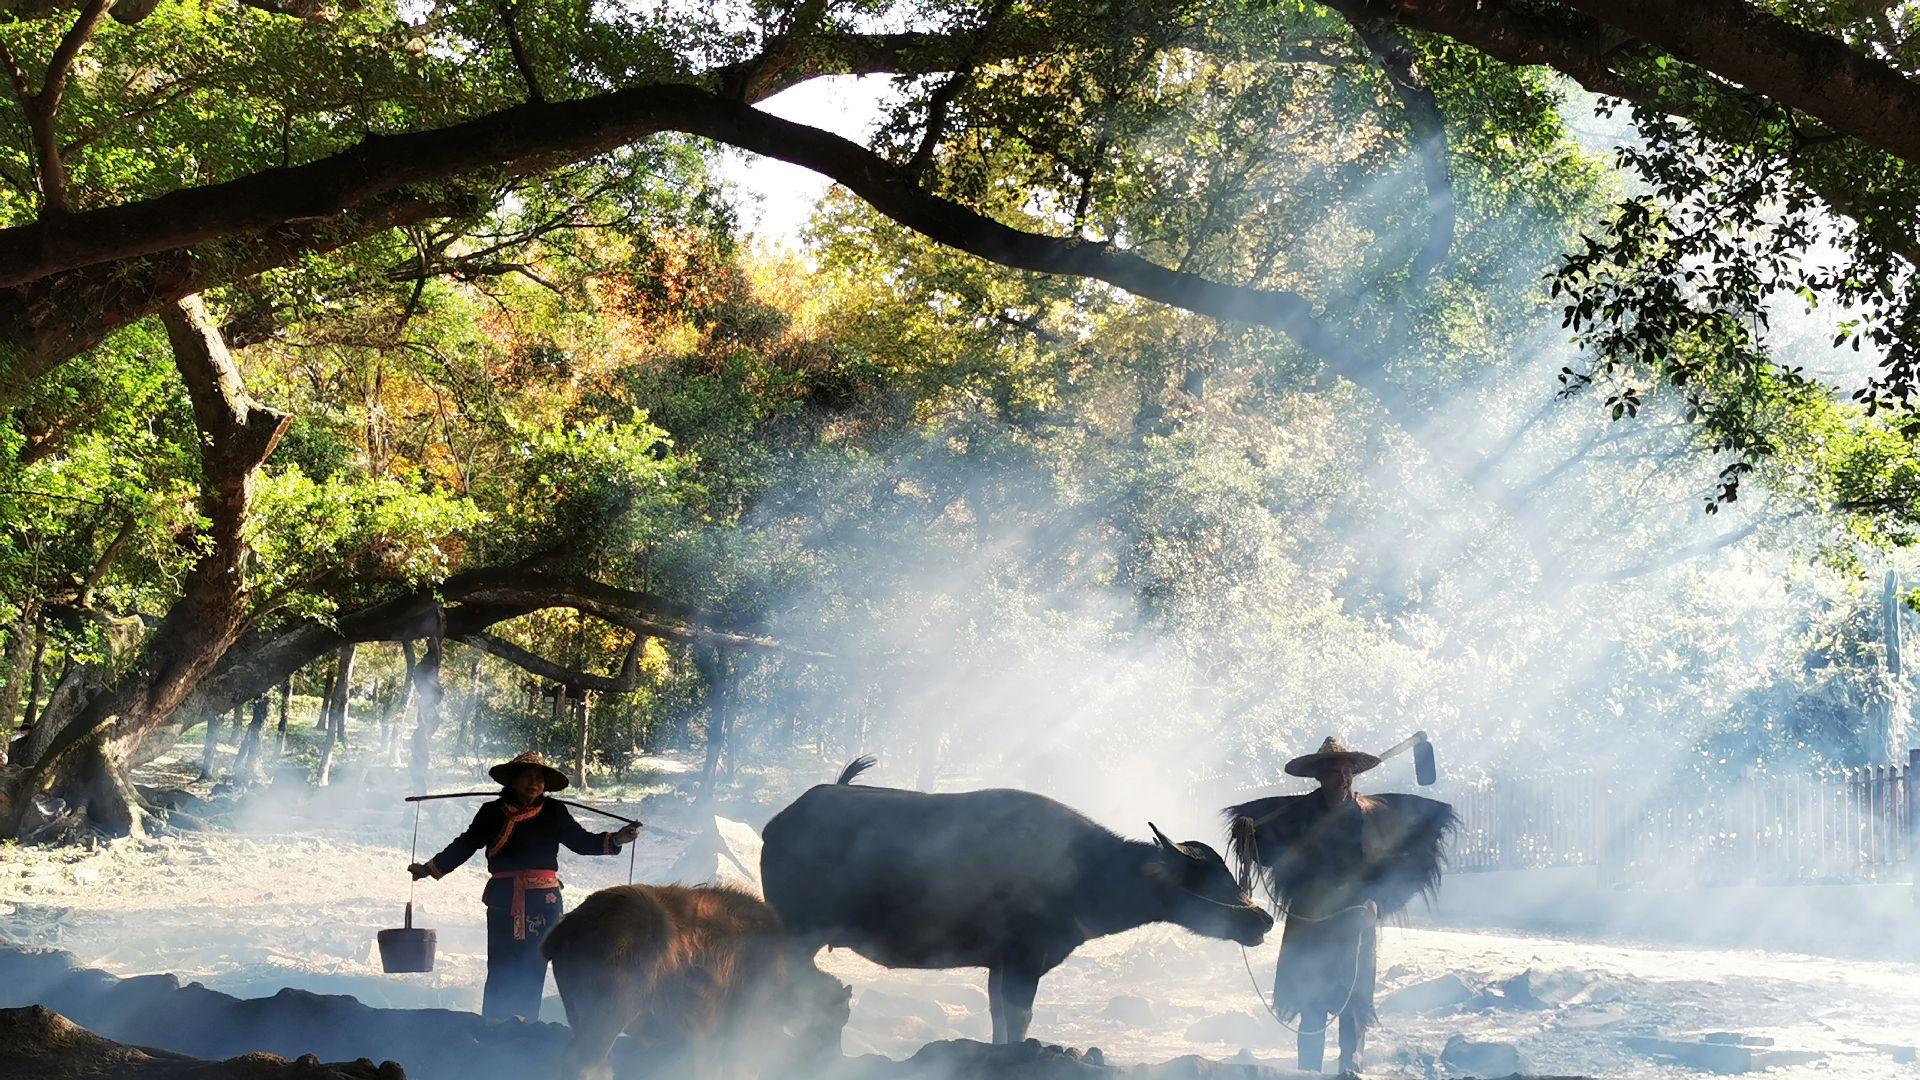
542 884 848 1080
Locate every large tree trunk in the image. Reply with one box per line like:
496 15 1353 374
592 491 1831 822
407 631 444 794
315 644 355 787
1 295 287 838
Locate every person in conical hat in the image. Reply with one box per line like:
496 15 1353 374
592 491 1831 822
407 751 639 1021
1223 737 1455 1075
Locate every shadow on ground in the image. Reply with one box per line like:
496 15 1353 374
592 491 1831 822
0 946 1589 1080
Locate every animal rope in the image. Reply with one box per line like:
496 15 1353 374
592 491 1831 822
1235 825 1370 1037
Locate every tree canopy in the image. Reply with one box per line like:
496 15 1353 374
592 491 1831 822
5 0 1920 837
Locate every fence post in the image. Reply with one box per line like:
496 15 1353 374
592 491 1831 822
1908 748 1920 902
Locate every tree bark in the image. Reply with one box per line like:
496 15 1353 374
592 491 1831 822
695 644 730 797
21 622 48 731
273 677 291 758
3 292 286 834
315 644 354 787
573 689 590 793
1 295 287 837
460 652 482 768
385 640 417 766
0 604 38 763
407 630 444 793
197 708 222 778
232 695 268 782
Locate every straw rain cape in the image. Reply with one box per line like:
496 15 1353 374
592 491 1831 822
1225 792 1455 1023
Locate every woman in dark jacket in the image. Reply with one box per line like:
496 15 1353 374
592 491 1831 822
409 751 638 1020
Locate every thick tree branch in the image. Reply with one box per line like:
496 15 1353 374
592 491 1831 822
0 190 458 405
494 0 545 104
1560 0 1920 165
459 630 643 694
1328 1 1455 283
42 0 111 115
12 0 114 213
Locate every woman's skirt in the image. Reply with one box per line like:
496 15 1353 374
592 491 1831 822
481 874 563 1020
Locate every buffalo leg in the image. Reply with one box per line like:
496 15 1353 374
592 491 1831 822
987 968 1007 1043
998 966 1041 1044
1296 1010 1327 1072
553 971 638 1080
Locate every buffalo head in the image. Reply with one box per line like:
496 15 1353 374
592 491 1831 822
1143 822 1273 946
782 961 852 1065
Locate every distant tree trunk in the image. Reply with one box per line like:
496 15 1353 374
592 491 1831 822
460 652 482 767
273 679 291 758
315 666 335 730
550 681 568 766
386 641 417 766
573 689 591 793
672 644 696 748
316 644 355 787
695 644 730 797
0 604 40 761
408 631 444 794
233 696 268 781
723 655 745 784
198 710 223 778
21 626 48 731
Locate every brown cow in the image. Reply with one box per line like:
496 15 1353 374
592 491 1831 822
541 883 850 1080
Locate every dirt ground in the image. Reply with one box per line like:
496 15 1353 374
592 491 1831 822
3 761 1918 1079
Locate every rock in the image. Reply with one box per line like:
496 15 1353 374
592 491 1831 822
1860 1042 1918 1064
1380 973 1475 1015
1183 1009 1282 1048
1556 1003 1632 1031
1490 970 1548 1010
898 1039 1108 1078
1440 1034 1524 1077
1625 1035 1820 1074
878 1015 943 1044
0 1005 403 1079
1101 995 1156 1026
854 988 953 1030
1528 969 1605 1006
1702 1032 1774 1047
923 984 989 1013
664 816 763 894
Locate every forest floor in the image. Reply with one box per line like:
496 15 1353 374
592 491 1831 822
2 751 1918 1079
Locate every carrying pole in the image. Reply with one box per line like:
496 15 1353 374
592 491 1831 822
403 790 644 827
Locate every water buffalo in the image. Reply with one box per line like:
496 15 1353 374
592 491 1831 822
761 757 1274 1044
542 883 851 1080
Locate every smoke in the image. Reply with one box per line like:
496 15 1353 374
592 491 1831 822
691 73 1913 872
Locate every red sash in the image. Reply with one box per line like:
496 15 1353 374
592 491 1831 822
490 869 561 940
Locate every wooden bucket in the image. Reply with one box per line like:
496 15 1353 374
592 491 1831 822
377 902 436 973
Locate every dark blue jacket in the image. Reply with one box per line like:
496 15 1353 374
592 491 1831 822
425 797 625 878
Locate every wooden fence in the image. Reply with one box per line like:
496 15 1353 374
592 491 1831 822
1448 748 1920 887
